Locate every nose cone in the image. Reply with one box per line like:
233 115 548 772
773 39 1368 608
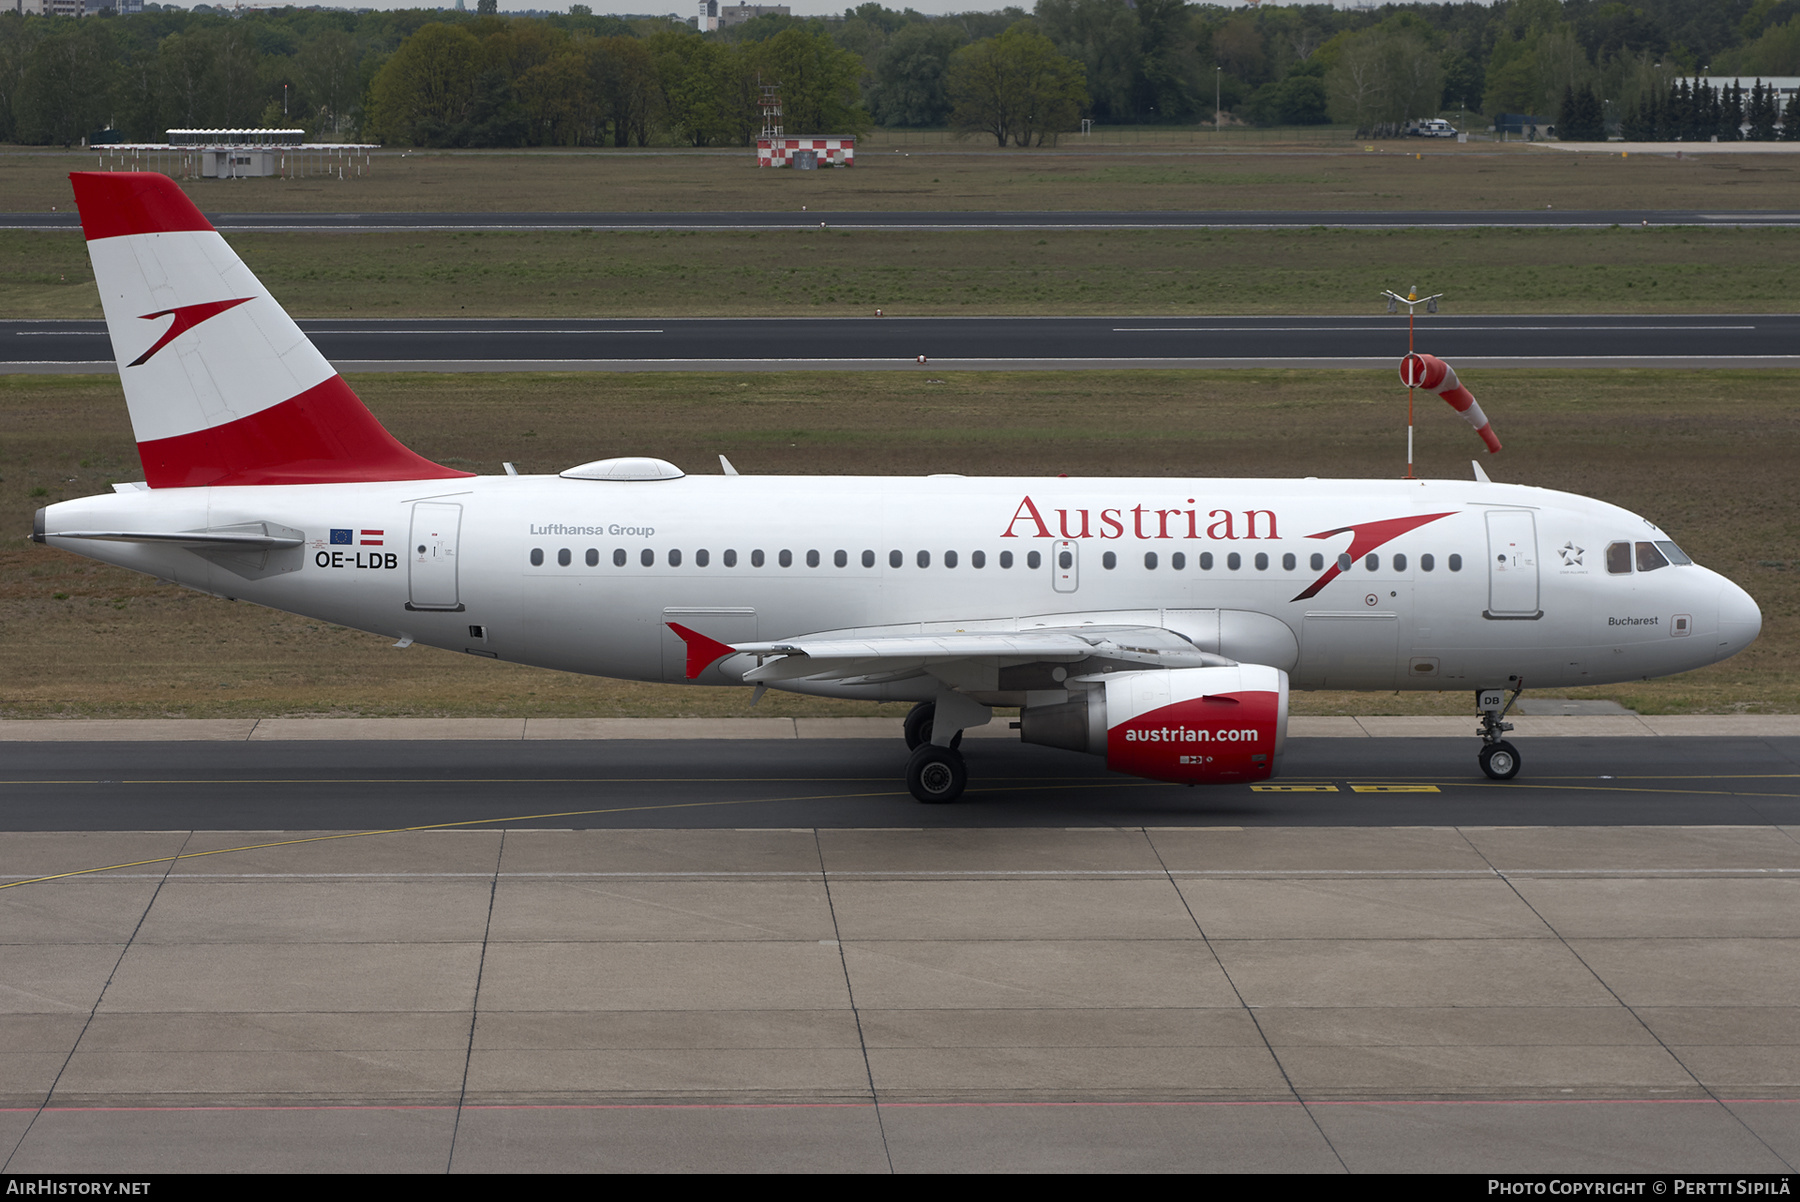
1716 579 1763 661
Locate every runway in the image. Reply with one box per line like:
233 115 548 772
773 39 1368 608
3 732 1798 832
7 207 1800 232
8 313 1797 373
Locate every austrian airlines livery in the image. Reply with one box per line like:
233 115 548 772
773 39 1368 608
34 174 1763 801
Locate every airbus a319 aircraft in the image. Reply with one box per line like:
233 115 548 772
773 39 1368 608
33 173 1763 802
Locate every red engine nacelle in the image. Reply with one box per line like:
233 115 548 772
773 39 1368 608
1018 665 1289 784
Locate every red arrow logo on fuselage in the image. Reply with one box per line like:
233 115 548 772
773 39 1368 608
1290 512 1458 602
128 297 254 367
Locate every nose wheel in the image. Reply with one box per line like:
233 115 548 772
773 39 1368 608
1479 740 1521 780
1476 683 1524 781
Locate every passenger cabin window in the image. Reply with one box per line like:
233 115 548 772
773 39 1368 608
1337 553 1352 571
805 550 819 568
1027 551 1041 569
890 550 903 568
1171 552 1186 570
1448 554 1462 572
779 550 793 568
833 550 846 568
862 550 875 568
696 549 709 567
1199 552 1213 570
558 548 571 567
724 549 738 567
752 550 765 567
1636 541 1670 572
1255 553 1269 571
1000 551 1014 569
1282 553 1296 571
1227 552 1241 570
586 549 599 567
1144 552 1157 570
944 550 958 568
1102 551 1117 569
1393 553 1406 572
640 549 654 567
972 551 986 568
1421 554 1434 572
668 549 682 567
917 550 931 568
614 548 627 567
1606 542 1632 575
530 548 544 566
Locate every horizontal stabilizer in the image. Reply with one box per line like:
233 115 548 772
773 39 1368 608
49 522 304 550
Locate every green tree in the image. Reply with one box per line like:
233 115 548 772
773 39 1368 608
755 26 868 135
1326 26 1442 135
948 23 1086 148
364 22 482 145
297 29 360 137
20 20 119 145
865 20 961 127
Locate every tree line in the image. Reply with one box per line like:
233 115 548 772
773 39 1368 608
2 0 1798 148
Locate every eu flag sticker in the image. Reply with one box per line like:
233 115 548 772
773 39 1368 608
330 529 352 545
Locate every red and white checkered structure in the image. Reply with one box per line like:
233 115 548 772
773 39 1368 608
757 137 855 167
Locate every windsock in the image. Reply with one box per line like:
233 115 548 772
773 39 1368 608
1400 353 1502 454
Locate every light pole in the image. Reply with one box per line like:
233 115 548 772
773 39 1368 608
1215 66 1221 132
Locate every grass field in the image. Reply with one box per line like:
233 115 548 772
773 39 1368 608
6 137 1800 214
8 225 1799 319
3 368 1793 719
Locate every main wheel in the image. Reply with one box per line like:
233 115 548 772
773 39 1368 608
906 743 967 804
1479 740 1522 781
902 701 961 751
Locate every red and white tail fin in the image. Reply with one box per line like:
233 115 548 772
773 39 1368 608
70 172 471 489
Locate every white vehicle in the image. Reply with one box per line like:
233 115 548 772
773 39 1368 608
35 173 1762 802
1412 119 1457 137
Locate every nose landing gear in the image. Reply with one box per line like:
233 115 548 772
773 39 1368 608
1477 683 1524 780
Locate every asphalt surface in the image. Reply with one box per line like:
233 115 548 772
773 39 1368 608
4 736 1796 831
9 208 1800 231
9 313 1796 370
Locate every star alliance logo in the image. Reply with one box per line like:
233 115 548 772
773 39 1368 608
1559 541 1585 566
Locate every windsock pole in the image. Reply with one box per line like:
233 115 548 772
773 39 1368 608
1381 284 1443 479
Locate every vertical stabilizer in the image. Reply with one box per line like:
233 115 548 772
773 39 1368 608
70 172 470 489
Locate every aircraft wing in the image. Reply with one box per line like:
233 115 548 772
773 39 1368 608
670 621 1232 685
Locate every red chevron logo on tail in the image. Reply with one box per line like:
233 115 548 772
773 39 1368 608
129 297 253 367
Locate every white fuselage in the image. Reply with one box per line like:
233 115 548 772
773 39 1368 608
39 472 1761 703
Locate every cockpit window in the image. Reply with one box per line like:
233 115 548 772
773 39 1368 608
1655 540 1693 566
1635 541 1670 572
1606 542 1633 575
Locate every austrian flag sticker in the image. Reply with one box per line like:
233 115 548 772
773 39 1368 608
359 529 384 546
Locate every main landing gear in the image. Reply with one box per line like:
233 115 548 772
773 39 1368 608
902 699 974 803
1477 683 1524 781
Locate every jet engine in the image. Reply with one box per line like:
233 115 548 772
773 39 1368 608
1019 665 1289 784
